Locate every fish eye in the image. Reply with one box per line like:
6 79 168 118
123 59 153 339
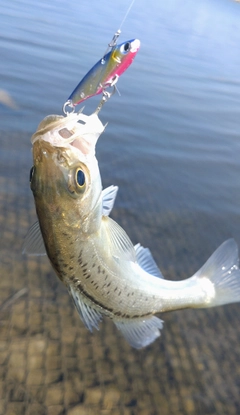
120 42 131 54
76 169 85 187
68 165 88 195
29 166 34 183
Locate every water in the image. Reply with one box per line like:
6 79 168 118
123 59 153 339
1 0 240 414
1 0 240 221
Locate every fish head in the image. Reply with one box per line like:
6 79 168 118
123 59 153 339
30 112 105 234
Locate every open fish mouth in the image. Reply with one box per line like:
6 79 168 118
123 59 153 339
31 111 106 157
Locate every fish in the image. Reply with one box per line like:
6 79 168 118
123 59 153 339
24 111 240 349
66 38 140 107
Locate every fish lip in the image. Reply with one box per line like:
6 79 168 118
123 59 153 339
32 133 91 167
31 112 105 148
31 112 106 162
32 138 62 163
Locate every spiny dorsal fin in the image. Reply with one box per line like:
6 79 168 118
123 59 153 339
22 221 46 256
102 185 118 216
134 243 164 279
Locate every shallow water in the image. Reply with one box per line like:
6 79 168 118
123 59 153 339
1 0 240 414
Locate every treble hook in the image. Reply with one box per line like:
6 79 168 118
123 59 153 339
95 84 117 114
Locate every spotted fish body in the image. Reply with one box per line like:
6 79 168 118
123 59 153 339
25 112 240 348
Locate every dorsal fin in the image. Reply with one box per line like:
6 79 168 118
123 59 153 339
102 185 118 216
134 244 164 278
22 221 46 256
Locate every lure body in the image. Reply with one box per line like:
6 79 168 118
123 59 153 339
67 39 140 106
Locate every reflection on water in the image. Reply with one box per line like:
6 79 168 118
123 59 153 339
1 0 240 413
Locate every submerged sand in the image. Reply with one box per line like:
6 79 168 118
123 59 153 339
0 131 240 415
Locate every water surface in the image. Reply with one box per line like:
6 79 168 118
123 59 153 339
1 0 240 414
1 0 240 221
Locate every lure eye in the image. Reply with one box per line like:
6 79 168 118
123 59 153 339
124 42 131 52
29 166 34 183
76 169 85 187
120 42 131 54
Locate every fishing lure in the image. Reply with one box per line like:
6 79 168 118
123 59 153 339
64 36 140 112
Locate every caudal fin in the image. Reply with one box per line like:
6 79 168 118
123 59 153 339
194 239 240 307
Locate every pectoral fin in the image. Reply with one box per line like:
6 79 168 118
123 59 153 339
114 316 164 349
105 217 136 262
102 185 118 216
22 221 46 256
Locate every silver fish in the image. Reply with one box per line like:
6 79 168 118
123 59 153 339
24 111 240 348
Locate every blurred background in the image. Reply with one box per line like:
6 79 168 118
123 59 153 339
1 0 240 414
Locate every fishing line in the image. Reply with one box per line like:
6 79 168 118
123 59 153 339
103 0 137 55
63 0 137 115
119 0 136 31
94 0 137 112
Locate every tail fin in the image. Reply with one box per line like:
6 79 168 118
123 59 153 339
195 239 240 307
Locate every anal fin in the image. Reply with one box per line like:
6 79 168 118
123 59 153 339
69 285 102 331
114 315 164 349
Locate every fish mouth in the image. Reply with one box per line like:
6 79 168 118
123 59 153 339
31 112 105 158
33 139 58 161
